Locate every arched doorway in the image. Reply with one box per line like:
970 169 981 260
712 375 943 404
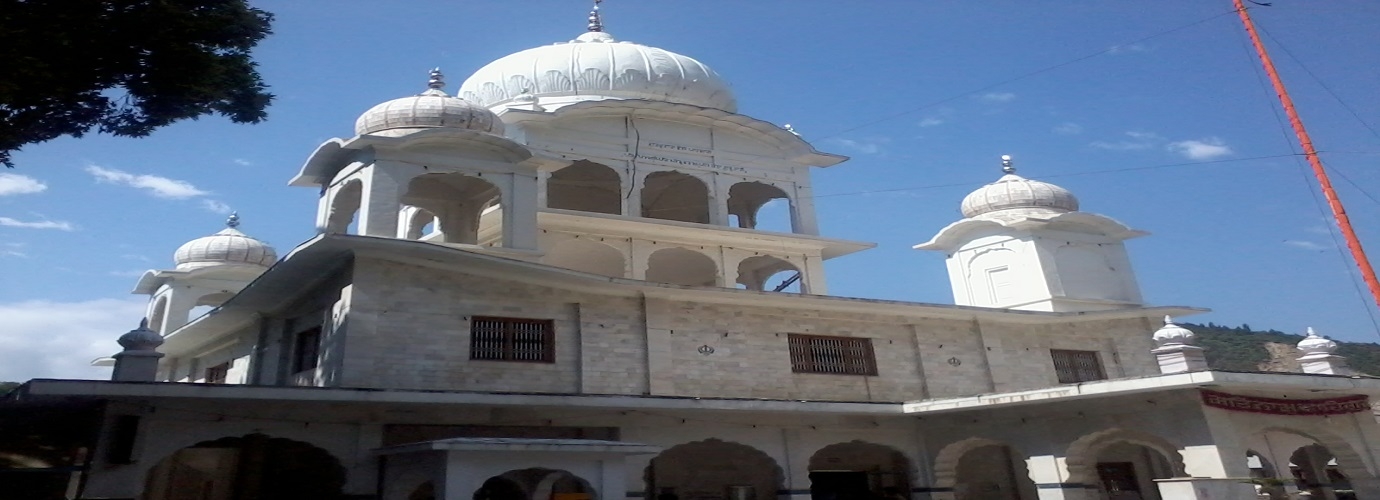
1064 428 1186 500
807 441 912 500
645 439 783 500
735 255 801 292
477 468 596 500
143 433 345 500
932 438 1035 500
1290 444 1352 499
642 171 709 224
1247 450 1287 500
727 182 791 231
645 248 717 286
404 173 503 245
1248 427 1375 500
326 179 363 234
548 160 622 215
543 239 627 278
405 207 439 240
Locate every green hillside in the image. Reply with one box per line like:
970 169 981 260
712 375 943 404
1187 322 1380 375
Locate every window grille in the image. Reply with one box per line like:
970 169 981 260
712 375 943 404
204 362 230 384
1051 349 1106 383
293 326 322 373
788 334 877 376
470 316 555 362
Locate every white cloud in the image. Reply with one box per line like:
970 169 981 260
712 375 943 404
1107 43 1149 55
977 92 1016 103
0 298 146 381
1053 122 1083 135
86 165 209 199
108 270 147 278
201 199 233 214
0 173 47 196
1090 130 1162 151
0 217 74 231
829 137 890 155
232 159 252 166
919 117 945 127
1167 138 1233 160
1284 240 1327 251
1 250 26 258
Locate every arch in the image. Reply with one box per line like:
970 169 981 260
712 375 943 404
644 439 784 500
1246 450 1287 500
807 441 914 500
933 437 1019 490
403 173 502 245
148 296 169 334
1252 426 1373 495
405 207 438 240
645 247 717 287
409 481 437 500
543 238 627 278
143 433 345 500
548 160 623 215
736 255 801 292
727 181 792 231
327 179 363 234
478 468 595 500
642 171 709 224
1064 427 1187 486
475 475 527 500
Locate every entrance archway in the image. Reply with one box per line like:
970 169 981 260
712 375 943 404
807 441 912 500
645 247 717 287
641 171 709 224
932 438 1035 500
403 173 503 245
548 160 622 215
143 433 345 500
645 439 783 500
477 468 596 500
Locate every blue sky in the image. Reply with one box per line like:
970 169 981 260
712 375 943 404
3 1 1380 380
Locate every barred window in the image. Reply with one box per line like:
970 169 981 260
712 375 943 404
204 362 230 384
788 334 877 376
470 316 555 362
1051 349 1106 383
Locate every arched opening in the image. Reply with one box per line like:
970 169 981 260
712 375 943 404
1064 428 1186 498
1289 444 1352 499
728 182 791 231
806 441 913 500
405 207 439 240
148 296 169 334
641 171 709 224
543 239 626 278
1247 450 1287 500
931 439 1035 500
548 160 622 215
403 173 503 246
326 179 363 234
143 433 345 500
477 468 595 500
645 247 717 287
736 256 801 292
645 439 783 500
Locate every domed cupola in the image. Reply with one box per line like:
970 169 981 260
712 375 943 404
458 4 736 112
355 69 504 137
173 213 277 271
960 155 1079 218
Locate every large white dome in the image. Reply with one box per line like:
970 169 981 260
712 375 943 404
458 31 737 112
173 214 277 271
960 168 1079 218
355 69 503 137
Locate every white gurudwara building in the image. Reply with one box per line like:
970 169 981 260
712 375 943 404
6 7 1380 500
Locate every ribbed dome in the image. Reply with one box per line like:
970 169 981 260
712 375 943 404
1152 316 1197 347
355 69 503 137
173 214 277 271
458 31 737 112
960 168 1079 218
1297 327 1337 356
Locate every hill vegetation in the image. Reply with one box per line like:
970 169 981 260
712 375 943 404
1188 322 1380 375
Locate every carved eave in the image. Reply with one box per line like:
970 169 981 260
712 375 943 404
916 211 1146 252
131 269 181 295
289 128 534 188
499 99 848 167
130 265 271 295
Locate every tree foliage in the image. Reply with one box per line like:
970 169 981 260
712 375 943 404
1189 322 1380 375
0 381 18 395
0 0 275 167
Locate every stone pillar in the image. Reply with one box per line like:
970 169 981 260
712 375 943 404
1150 316 1208 373
358 165 404 238
505 172 540 250
1296 328 1350 375
1025 455 1096 500
112 320 165 382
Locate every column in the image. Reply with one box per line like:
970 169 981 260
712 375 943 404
505 171 540 250
1025 455 1095 500
358 165 403 238
707 173 729 226
800 255 828 295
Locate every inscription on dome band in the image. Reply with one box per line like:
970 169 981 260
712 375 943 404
645 141 713 155
1200 389 1370 415
625 152 747 173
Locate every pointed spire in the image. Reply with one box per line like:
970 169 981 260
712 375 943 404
226 211 240 229
1001 154 1015 174
587 0 604 32
427 67 445 90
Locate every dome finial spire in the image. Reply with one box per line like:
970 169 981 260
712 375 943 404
226 211 240 229
1001 154 1015 174
587 0 604 32
427 67 445 90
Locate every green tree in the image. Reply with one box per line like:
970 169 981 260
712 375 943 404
0 0 275 168
0 381 18 395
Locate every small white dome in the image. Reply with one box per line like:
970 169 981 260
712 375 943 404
173 214 277 271
961 160 1078 218
458 31 736 112
1152 316 1196 347
1297 327 1337 356
355 69 503 137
